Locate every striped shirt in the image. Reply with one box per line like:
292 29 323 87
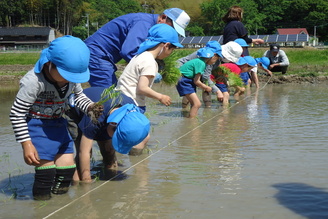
9 69 93 143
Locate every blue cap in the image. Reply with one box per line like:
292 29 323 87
107 104 150 154
206 41 223 57
197 47 214 58
255 57 270 69
34 35 90 83
236 56 256 67
243 56 257 67
234 38 248 47
137 24 183 54
163 8 190 37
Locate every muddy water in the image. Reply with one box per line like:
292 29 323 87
1 82 328 219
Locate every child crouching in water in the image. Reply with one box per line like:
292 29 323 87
176 47 220 118
210 63 243 106
9 36 102 200
211 56 255 105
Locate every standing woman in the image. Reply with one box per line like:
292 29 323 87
222 5 264 56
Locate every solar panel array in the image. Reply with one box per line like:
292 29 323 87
179 34 309 45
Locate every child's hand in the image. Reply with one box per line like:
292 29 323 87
216 92 224 102
88 103 104 121
159 94 171 106
204 86 212 93
21 141 40 166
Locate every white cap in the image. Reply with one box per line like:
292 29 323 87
163 8 190 37
221 41 243 63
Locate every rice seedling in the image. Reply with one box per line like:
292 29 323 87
88 85 122 124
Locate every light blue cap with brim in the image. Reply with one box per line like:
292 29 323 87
255 57 270 69
236 56 256 67
197 47 214 58
107 104 150 154
234 38 248 47
34 35 90 83
137 24 183 54
243 56 257 67
206 41 223 57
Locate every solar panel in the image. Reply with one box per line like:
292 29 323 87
297 34 308 41
199 36 212 44
277 35 287 42
190 36 203 43
287 35 297 41
179 34 309 46
267 35 278 42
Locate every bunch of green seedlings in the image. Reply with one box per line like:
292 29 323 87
88 85 122 124
211 65 244 88
160 51 181 85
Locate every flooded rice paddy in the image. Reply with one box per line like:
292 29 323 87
0 82 328 219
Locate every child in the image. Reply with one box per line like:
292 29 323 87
177 41 242 108
211 56 255 105
249 57 272 88
9 35 102 200
210 63 242 106
115 23 183 112
71 87 150 183
239 56 257 87
176 47 220 118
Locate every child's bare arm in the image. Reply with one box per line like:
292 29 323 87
137 75 171 106
194 74 212 92
78 134 94 182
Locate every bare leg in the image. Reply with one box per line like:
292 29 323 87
202 91 212 108
181 96 189 109
185 93 201 118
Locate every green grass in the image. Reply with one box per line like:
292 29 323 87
0 52 40 65
1 48 327 76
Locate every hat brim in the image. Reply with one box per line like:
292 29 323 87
221 46 239 63
235 58 246 65
108 104 150 154
34 48 50 73
172 41 183 48
255 58 269 69
56 66 90 83
216 51 223 58
261 63 268 69
172 21 186 37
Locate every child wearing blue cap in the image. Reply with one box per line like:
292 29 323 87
70 87 150 183
249 57 272 88
9 35 102 200
211 57 255 105
234 56 257 100
176 41 242 108
116 23 183 112
176 47 220 118
176 41 223 108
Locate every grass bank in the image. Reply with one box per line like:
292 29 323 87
0 47 327 76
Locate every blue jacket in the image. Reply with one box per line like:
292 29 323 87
85 13 158 64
